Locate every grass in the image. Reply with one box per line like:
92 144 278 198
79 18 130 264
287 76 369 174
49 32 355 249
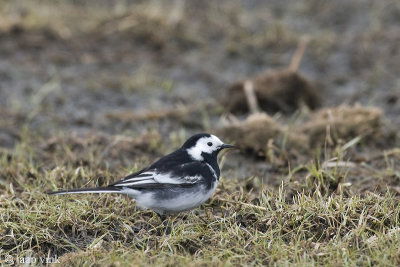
1 129 400 266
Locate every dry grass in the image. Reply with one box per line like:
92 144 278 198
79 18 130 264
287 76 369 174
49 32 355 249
1 128 400 266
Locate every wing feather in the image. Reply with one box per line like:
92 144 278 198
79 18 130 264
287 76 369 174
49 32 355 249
112 171 201 188
110 161 212 189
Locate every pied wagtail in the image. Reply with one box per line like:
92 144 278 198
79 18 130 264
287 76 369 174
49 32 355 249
48 133 234 223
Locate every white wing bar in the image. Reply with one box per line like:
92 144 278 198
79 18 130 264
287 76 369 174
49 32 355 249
114 170 201 187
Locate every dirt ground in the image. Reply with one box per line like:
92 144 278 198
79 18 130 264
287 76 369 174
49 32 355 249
0 0 400 266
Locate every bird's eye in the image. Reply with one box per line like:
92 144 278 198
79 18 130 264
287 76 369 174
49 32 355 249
207 142 213 147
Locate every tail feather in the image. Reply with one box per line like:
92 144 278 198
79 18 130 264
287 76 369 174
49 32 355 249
47 186 122 196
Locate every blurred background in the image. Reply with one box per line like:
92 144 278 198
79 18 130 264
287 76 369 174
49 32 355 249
2 1 400 263
0 0 399 190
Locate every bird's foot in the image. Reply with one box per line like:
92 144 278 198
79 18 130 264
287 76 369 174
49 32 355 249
157 214 171 235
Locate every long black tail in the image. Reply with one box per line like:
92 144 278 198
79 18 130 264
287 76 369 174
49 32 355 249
47 186 122 196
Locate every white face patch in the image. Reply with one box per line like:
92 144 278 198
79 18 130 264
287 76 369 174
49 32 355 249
186 135 224 161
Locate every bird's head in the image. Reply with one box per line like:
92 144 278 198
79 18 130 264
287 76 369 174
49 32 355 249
182 133 234 161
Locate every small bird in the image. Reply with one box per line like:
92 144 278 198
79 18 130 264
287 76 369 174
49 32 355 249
48 133 234 223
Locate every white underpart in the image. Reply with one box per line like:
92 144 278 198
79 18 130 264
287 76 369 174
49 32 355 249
134 181 219 214
186 135 224 161
119 187 141 197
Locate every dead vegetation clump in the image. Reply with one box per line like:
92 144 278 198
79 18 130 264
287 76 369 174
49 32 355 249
298 105 383 147
216 105 386 165
221 69 321 114
0 23 60 51
220 37 321 114
215 113 308 158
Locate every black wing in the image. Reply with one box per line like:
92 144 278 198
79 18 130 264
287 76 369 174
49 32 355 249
110 161 215 189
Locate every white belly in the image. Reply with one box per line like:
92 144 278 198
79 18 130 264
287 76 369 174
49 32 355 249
135 182 218 214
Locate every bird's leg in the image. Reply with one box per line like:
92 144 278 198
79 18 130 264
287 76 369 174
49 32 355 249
157 213 171 235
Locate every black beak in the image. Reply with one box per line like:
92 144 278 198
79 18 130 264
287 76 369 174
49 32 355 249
220 143 235 149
